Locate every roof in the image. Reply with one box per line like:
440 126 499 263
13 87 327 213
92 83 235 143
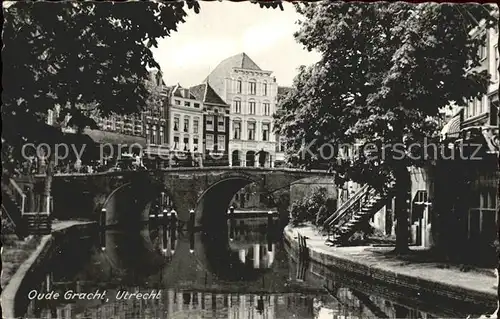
84 129 147 146
171 84 198 100
189 83 228 106
204 53 263 83
220 52 262 71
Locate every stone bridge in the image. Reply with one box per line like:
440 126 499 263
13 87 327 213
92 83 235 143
37 167 329 227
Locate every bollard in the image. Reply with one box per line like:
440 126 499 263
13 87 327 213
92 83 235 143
159 209 167 220
162 220 168 253
170 210 177 247
267 235 273 252
170 210 177 232
228 206 236 241
189 209 195 232
100 230 106 251
267 211 273 228
189 232 195 254
100 208 106 228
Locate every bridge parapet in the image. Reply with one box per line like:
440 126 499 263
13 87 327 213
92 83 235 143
39 167 332 225
34 166 329 179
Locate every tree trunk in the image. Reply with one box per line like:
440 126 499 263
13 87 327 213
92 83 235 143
393 165 410 253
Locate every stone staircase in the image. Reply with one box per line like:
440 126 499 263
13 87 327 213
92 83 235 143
2 179 28 239
1 177 52 237
324 183 394 246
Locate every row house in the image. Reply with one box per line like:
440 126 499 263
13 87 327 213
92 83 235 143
190 82 230 165
205 53 278 167
143 70 170 164
422 11 499 258
168 84 204 156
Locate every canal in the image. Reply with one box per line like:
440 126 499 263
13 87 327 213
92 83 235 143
23 217 491 318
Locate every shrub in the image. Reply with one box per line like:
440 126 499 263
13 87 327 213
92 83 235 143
289 187 329 226
1 213 16 235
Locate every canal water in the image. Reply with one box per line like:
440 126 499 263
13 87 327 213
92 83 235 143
23 217 493 319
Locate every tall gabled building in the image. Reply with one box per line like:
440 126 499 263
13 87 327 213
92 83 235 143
205 53 278 167
190 82 230 165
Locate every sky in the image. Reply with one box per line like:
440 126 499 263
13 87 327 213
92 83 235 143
151 1 321 88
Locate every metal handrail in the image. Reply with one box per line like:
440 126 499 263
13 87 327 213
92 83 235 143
323 184 370 227
9 178 26 216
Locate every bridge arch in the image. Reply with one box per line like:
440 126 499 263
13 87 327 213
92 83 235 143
194 174 261 227
103 180 174 227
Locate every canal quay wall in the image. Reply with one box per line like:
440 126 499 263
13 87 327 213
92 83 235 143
1 221 97 319
283 225 497 309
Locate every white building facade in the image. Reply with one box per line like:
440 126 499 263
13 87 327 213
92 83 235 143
205 53 278 167
168 84 204 154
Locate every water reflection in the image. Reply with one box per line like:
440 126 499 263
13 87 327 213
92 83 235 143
23 216 492 319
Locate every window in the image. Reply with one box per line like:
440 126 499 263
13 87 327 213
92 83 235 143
479 44 487 60
193 119 199 134
494 45 499 81
206 115 214 131
249 81 256 95
183 137 189 151
152 126 157 144
248 122 255 140
160 126 164 144
173 117 179 131
468 188 498 243
146 124 150 142
237 80 242 93
264 103 270 116
249 101 256 115
206 134 214 151
467 100 474 118
217 135 226 151
184 101 190 107
263 82 268 96
194 103 200 108
234 100 241 114
175 99 181 105
475 98 482 115
193 137 199 151
173 136 179 149
262 123 270 141
218 116 225 131
184 118 189 132
233 122 241 139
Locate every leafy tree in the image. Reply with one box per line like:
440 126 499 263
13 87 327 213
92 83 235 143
275 2 496 253
2 1 199 203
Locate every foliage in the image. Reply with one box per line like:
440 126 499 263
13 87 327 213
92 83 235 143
1 212 16 235
276 2 495 178
289 188 328 226
268 189 290 224
2 1 199 170
275 2 497 250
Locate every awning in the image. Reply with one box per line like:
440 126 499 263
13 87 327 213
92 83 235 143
440 109 462 140
84 129 147 147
